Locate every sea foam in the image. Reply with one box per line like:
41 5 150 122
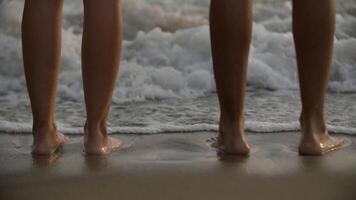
0 0 355 103
1 120 356 135
0 0 355 135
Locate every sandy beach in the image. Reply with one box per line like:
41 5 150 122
0 132 355 200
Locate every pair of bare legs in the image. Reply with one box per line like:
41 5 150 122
211 0 345 156
23 0 344 156
22 0 122 155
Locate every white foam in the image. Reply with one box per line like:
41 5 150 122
1 0 355 104
0 0 355 137
1 120 356 136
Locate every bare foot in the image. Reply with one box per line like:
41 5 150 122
299 114 345 156
216 119 250 156
32 127 69 156
299 133 345 156
84 123 122 155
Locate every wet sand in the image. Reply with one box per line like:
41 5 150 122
0 132 356 200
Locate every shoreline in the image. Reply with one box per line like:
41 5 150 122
1 132 356 200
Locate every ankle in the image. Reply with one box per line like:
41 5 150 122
85 120 108 137
33 120 57 135
300 107 325 121
299 110 327 136
219 115 244 136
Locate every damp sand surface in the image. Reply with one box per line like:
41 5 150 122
1 132 356 200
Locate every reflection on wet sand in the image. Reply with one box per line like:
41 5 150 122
2 133 356 200
32 150 63 168
298 156 324 171
84 154 109 170
217 152 249 163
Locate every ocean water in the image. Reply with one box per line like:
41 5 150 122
0 0 355 135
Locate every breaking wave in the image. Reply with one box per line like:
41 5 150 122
0 0 355 103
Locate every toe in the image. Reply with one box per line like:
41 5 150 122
109 137 123 150
320 137 345 154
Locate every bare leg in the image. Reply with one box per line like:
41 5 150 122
82 0 123 155
293 0 344 156
22 0 69 155
210 0 252 155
